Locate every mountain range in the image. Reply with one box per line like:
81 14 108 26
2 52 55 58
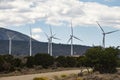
0 28 90 56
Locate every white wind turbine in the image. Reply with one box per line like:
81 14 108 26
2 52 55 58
45 25 60 56
29 26 32 56
7 32 17 55
44 32 50 55
67 21 82 56
96 21 119 48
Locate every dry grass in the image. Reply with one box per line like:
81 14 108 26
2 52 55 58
0 67 80 77
33 73 84 80
33 77 49 80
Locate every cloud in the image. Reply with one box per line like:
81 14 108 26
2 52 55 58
32 28 42 33
114 25 120 29
32 34 41 40
31 27 42 40
104 0 113 2
0 0 120 28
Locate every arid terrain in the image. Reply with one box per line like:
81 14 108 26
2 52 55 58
0 69 81 80
0 69 120 80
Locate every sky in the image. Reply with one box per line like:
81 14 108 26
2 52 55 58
0 0 120 47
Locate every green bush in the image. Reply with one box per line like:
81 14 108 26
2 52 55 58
26 56 35 68
117 58 120 67
12 58 22 67
66 56 77 67
0 55 4 72
85 46 119 73
34 53 54 68
56 56 67 67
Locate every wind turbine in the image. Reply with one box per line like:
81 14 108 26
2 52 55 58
29 26 32 56
45 25 60 56
44 32 50 55
96 21 119 48
7 32 16 55
67 21 82 56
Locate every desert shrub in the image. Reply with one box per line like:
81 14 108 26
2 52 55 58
56 56 67 67
2 54 14 63
33 77 48 80
2 61 15 72
61 74 67 78
12 58 22 68
0 55 4 72
85 46 119 73
117 58 120 67
1 54 15 72
77 56 85 67
26 56 35 68
34 53 54 68
76 77 83 80
53 75 60 80
66 56 77 67
70 73 78 77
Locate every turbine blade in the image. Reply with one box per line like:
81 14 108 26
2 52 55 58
67 37 72 43
73 36 83 41
51 33 59 40
52 34 56 37
44 32 49 39
71 21 73 36
105 30 119 34
52 36 60 40
96 21 104 33
49 25 52 36
29 26 32 37
6 31 16 39
11 34 17 39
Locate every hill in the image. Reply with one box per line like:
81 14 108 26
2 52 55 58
0 28 90 56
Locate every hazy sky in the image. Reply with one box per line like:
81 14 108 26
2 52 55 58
0 0 120 47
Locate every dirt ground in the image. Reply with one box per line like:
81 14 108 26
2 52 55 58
0 69 120 80
0 69 82 80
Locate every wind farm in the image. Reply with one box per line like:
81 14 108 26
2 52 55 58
1 21 119 56
0 0 120 80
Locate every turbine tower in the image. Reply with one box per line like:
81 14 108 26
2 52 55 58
45 25 60 56
29 26 32 56
67 21 82 56
44 32 50 55
7 32 16 55
96 21 119 48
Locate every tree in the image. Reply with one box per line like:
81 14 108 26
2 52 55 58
77 56 86 67
3 54 14 63
66 56 77 67
98 47 119 73
117 58 120 67
26 56 35 68
85 46 119 73
0 55 4 72
12 58 22 68
56 56 67 67
2 54 15 72
34 53 54 68
85 46 103 68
